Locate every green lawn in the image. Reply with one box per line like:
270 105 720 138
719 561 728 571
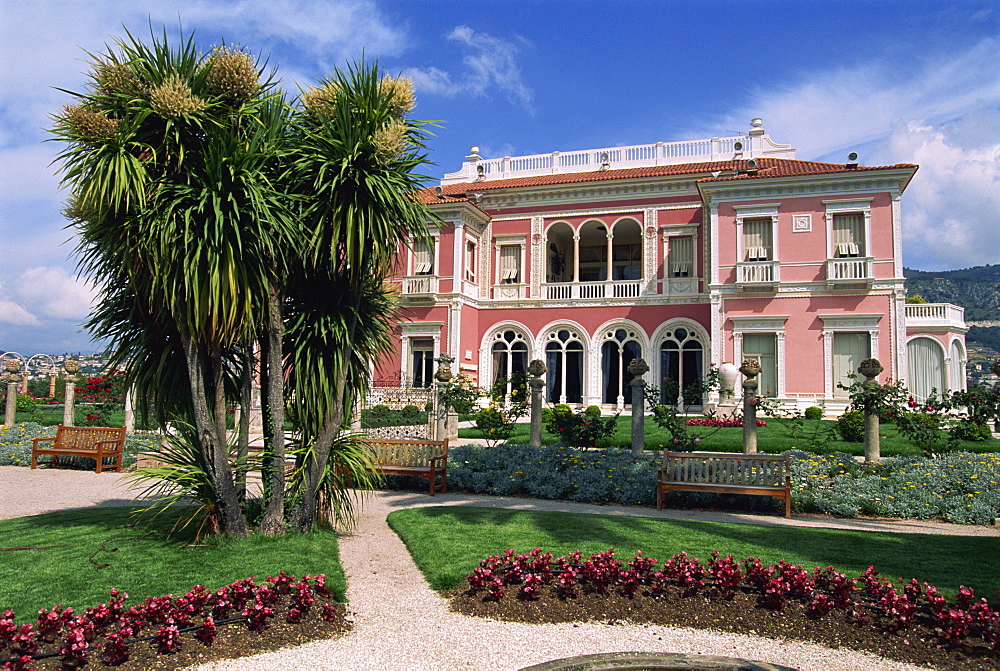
387 505 1000 598
458 416 1000 456
0 507 346 623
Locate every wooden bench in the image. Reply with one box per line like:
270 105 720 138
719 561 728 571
361 438 448 495
657 451 792 518
31 425 127 474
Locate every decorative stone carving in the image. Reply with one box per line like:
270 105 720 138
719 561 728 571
739 358 762 378
858 358 884 380
627 358 649 377
527 359 548 377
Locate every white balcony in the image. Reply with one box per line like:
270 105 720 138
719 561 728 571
491 284 529 300
401 275 439 295
906 303 966 330
736 261 780 285
441 130 796 185
543 281 643 300
826 257 873 285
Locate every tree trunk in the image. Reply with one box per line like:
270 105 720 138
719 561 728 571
181 336 249 537
259 285 287 536
236 349 253 502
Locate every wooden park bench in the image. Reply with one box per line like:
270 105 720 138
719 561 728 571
31 425 127 474
657 451 792 518
361 438 448 495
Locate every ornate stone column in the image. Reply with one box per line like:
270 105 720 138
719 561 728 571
859 358 884 464
740 358 761 454
527 359 547 448
4 360 20 427
433 354 456 441
63 360 79 426
628 358 649 454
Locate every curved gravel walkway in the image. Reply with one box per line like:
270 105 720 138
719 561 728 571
6 467 994 670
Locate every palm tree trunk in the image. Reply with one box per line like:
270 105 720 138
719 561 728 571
236 348 253 502
181 336 249 537
259 284 287 535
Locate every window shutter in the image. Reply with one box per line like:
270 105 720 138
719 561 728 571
743 219 772 260
833 214 864 257
414 240 433 275
669 237 693 276
500 245 520 282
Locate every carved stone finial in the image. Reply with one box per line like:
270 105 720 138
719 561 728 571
64 360 80 375
627 358 649 377
433 364 453 384
527 359 547 377
5 359 20 375
739 358 761 378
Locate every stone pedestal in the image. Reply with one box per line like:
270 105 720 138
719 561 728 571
628 358 649 454
740 359 761 455
63 360 79 426
527 360 547 448
859 358 884 464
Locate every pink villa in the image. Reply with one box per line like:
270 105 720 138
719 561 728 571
378 120 967 412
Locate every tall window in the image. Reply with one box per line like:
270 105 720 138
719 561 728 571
668 237 693 277
491 330 528 397
832 333 870 398
832 213 865 257
578 243 606 281
411 339 435 388
742 334 777 397
601 328 642 405
612 243 642 280
544 329 584 404
743 218 772 261
413 239 434 275
907 338 945 402
465 240 476 282
659 327 704 405
500 245 521 283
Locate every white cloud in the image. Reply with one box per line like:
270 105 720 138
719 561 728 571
10 267 96 321
0 298 39 327
889 121 1000 269
405 26 534 109
699 36 1000 270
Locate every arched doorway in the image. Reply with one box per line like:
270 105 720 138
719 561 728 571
907 337 946 402
600 326 643 406
659 326 705 407
544 328 585 404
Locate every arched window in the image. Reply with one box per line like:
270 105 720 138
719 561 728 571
907 337 946 402
544 329 584 404
659 326 704 406
601 327 642 405
949 340 966 392
491 330 529 397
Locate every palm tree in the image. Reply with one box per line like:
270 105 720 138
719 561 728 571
281 63 434 531
52 28 291 536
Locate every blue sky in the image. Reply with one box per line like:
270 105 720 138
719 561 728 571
2 0 999 355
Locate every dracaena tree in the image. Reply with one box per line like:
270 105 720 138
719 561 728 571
51 27 434 535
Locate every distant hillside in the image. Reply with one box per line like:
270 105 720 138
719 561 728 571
904 265 1000 323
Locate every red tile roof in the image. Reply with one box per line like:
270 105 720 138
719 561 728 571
417 158 917 200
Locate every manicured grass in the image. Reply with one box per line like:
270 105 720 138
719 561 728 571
458 416 1000 456
0 507 346 623
387 505 1000 598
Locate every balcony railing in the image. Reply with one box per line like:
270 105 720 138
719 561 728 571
826 257 873 283
543 281 642 300
736 261 779 285
401 275 439 295
905 303 966 330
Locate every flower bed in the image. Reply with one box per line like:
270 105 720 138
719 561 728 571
0 574 343 669
686 417 766 427
458 547 1000 666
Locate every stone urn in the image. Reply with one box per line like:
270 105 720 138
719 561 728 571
739 358 762 379
64 359 80 376
858 358 883 380
527 359 548 378
433 364 453 384
718 362 739 400
627 358 649 378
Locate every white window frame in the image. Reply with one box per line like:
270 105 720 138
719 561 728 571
819 314 881 398
730 315 788 398
823 199 872 260
494 235 526 285
734 204 779 263
465 238 477 283
411 232 440 276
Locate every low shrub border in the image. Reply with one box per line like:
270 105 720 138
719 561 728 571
0 573 338 669
447 444 1000 524
685 417 766 428
465 547 1000 657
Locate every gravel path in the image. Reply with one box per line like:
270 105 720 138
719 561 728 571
6 466 995 670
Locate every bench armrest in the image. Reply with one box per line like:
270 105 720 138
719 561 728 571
32 437 56 448
95 439 124 453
